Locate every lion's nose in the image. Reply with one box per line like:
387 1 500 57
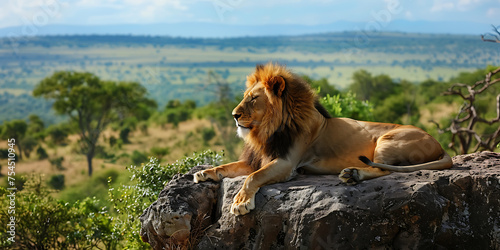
232 113 241 120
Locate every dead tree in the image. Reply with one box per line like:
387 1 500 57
431 67 500 154
481 25 500 43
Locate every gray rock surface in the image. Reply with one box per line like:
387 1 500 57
140 152 500 249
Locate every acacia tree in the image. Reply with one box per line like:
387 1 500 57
0 120 27 159
34 72 156 176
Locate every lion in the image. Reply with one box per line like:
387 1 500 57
194 63 453 215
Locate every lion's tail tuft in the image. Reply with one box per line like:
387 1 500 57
358 156 373 166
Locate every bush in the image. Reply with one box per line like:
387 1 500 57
373 93 419 124
49 156 65 170
0 151 223 249
201 127 216 145
36 146 48 160
119 127 131 144
0 175 116 249
320 92 374 121
138 121 149 135
20 136 38 158
45 124 70 145
0 149 9 159
48 174 65 190
163 100 196 128
4 174 27 191
150 146 170 160
131 150 148 165
109 136 117 147
109 150 223 248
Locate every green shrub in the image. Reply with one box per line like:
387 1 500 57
109 136 117 147
4 174 27 191
150 146 170 160
36 146 48 160
0 175 116 249
373 92 419 124
48 174 65 190
163 100 196 128
131 150 148 165
119 127 131 144
0 149 9 159
45 124 70 145
201 127 216 145
49 156 65 170
138 121 149 135
20 136 38 158
320 91 374 121
108 150 223 248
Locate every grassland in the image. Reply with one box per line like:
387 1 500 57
1 32 499 120
0 118 238 189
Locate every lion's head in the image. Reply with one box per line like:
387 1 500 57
232 63 327 166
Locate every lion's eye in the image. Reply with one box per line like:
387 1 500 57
251 96 258 101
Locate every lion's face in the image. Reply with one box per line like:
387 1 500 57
232 82 271 139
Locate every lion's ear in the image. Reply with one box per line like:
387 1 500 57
265 76 286 97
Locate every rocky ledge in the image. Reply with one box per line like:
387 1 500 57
140 152 500 249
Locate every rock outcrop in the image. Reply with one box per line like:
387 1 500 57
140 152 500 249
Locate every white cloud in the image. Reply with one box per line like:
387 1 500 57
486 7 500 17
430 0 455 12
456 0 482 11
0 0 67 29
431 0 492 12
405 11 414 20
72 0 193 24
75 0 189 11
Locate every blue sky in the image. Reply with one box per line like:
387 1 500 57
0 0 499 33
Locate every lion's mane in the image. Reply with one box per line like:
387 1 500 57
241 63 331 170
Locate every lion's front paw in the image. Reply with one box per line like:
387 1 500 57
339 168 360 185
230 189 257 215
193 169 222 183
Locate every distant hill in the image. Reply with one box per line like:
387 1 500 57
0 20 490 38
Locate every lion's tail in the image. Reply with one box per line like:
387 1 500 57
358 152 453 172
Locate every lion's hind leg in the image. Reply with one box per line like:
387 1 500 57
339 126 446 185
371 126 444 167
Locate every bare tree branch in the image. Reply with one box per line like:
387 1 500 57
430 66 500 154
481 25 500 43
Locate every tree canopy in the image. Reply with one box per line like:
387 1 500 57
33 71 156 176
0 119 27 159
